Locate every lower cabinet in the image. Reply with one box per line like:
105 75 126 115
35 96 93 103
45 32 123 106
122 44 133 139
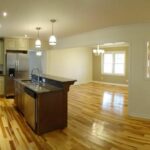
14 81 25 114
0 76 4 96
14 76 75 135
24 89 36 130
0 40 4 65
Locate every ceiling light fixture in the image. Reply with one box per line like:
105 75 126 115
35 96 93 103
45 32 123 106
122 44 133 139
36 51 42 56
2 12 7 17
35 27 41 48
93 45 105 56
49 19 57 46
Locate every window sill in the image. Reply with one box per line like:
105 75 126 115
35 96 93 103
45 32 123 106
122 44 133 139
101 73 125 77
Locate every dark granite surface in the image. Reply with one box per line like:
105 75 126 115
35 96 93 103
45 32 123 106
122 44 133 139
41 74 76 83
15 73 76 94
15 79 62 94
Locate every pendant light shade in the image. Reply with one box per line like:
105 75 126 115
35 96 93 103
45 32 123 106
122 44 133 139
49 19 57 46
35 27 41 48
35 39 41 48
49 35 56 45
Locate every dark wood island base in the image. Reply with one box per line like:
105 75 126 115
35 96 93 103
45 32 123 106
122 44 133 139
15 74 76 134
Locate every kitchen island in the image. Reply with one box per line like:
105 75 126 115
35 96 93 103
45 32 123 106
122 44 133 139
14 74 76 134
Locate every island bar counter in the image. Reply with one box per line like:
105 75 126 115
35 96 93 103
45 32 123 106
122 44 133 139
14 74 76 134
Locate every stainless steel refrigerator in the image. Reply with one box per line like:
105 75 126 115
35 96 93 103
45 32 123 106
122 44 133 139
5 50 29 97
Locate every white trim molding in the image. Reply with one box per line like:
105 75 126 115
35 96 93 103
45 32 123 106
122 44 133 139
93 81 128 87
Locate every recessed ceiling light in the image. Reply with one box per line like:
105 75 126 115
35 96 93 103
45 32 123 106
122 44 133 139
3 12 7 17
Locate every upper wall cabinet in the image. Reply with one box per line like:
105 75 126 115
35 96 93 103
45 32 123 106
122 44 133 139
29 39 50 51
4 38 29 51
0 40 4 64
17 39 29 50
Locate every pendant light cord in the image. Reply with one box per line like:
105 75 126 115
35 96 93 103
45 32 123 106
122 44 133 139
37 30 39 38
52 22 53 35
50 19 56 36
36 27 41 39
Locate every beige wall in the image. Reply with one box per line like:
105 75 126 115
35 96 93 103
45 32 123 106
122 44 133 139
44 47 92 84
55 23 150 119
93 46 129 84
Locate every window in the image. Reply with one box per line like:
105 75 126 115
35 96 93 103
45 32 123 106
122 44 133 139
102 51 125 75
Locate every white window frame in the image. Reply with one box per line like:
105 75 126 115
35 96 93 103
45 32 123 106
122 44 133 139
101 51 126 76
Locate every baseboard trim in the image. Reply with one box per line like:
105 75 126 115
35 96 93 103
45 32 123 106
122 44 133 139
129 112 150 120
92 81 128 87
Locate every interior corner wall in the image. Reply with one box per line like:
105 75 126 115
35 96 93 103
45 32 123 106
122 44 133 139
44 47 92 84
93 46 129 84
55 23 150 119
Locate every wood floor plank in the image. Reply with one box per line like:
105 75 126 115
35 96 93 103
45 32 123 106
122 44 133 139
0 82 150 149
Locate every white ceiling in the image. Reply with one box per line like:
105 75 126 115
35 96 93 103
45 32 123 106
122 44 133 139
1 0 150 40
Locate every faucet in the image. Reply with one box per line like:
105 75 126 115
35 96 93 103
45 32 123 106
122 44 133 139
31 68 40 85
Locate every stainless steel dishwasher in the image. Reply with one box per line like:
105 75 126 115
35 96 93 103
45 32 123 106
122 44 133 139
24 87 37 130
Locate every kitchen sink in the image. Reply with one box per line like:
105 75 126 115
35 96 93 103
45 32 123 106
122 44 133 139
21 79 50 93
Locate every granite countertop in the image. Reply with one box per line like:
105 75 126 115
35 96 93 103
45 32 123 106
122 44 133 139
15 79 62 94
41 74 76 83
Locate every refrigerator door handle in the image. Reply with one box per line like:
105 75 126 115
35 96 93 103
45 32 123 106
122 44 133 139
15 60 18 71
18 60 19 71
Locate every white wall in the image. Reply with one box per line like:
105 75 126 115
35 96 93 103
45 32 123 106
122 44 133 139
44 47 92 84
55 23 150 119
28 51 43 74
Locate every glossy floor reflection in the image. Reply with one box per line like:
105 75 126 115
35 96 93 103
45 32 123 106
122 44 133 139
1 82 150 150
102 92 124 114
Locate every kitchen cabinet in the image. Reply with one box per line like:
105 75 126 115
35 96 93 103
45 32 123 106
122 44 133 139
5 38 29 50
24 89 36 130
15 80 64 134
0 76 4 95
29 39 50 50
14 80 25 114
0 40 4 64
17 38 29 50
15 74 76 134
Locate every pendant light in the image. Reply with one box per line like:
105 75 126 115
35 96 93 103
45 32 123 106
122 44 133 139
93 44 105 56
49 19 57 46
35 27 41 48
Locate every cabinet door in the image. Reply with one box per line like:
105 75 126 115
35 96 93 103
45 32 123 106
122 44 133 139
17 39 29 50
5 38 16 50
0 77 4 95
24 93 36 130
18 84 25 114
29 39 50 50
0 40 4 64
5 38 29 51
14 81 19 106
14 82 25 114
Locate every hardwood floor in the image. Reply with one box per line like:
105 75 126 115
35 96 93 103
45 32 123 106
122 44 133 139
0 82 150 150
